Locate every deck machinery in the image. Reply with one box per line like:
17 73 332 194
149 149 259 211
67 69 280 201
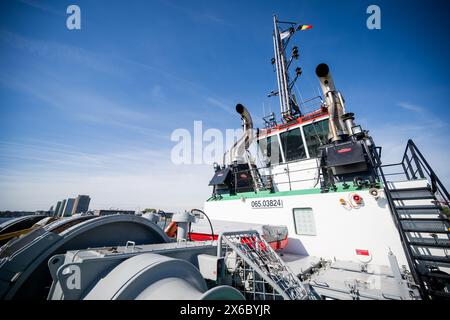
0 213 317 300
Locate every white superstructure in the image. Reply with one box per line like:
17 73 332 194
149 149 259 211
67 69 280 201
203 15 450 300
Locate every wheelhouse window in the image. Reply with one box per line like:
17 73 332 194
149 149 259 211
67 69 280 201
279 128 307 162
257 135 282 165
293 208 316 236
302 119 329 158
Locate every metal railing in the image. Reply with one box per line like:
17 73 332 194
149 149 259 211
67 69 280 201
217 230 313 300
374 139 449 299
231 159 321 194
379 139 449 206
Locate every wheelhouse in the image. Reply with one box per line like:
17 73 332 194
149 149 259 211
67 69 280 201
257 111 330 165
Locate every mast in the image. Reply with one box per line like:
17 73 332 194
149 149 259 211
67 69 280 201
271 15 311 122
272 15 290 119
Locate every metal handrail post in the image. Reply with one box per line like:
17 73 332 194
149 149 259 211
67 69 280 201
409 142 425 179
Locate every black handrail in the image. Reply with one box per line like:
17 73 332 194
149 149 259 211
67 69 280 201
373 143 427 298
375 139 450 300
405 139 449 204
381 139 449 206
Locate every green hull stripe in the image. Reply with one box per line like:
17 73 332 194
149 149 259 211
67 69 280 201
207 183 371 202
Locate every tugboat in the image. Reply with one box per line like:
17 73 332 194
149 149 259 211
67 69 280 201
0 15 448 301
202 15 450 300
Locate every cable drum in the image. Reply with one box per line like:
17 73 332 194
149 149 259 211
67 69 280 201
83 253 244 300
0 215 169 300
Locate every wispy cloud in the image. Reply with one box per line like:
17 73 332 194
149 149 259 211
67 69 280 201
118 56 207 94
395 101 448 129
397 101 424 113
206 97 235 115
0 30 121 76
15 0 65 17
0 24 240 211
0 29 237 122
0 166 212 211
0 139 169 173
0 69 165 137
120 57 236 118
0 138 212 211
158 0 231 26
0 29 208 93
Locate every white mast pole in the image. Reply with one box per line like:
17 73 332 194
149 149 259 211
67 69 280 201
273 15 292 121
272 15 285 117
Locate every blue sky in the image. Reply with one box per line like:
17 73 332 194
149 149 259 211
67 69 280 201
0 0 449 211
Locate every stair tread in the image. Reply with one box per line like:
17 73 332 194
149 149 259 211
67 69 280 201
413 254 450 263
392 195 435 200
420 272 450 280
408 239 450 248
398 211 443 215
400 217 448 222
388 187 431 192
403 226 449 233
396 205 441 210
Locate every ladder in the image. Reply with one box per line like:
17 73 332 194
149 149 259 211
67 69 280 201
388 183 450 299
217 230 314 300
376 140 450 300
244 149 265 192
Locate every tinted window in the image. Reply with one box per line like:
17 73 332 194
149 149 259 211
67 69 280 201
258 135 282 164
279 128 306 162
303 119 329 158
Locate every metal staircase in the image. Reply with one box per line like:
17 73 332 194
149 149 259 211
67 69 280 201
375 140 450 300
244 149 266 192
217 230 314 300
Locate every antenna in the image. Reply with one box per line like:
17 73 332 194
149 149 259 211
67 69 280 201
269 15 312 122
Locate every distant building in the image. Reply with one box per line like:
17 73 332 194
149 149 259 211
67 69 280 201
62 198 75 217
72 195 91 214
54 201 62 217
58 199 66 217
94 209 135 216
35 210 52 215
